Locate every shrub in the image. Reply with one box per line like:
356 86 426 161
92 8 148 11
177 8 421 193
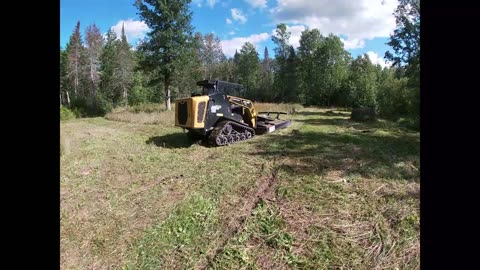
60 106 76 121
376 77 410 119
70 95 113 117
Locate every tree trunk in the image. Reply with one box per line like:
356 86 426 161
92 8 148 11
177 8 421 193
74 47 79 95
74 73 78 96
164 73 171 111
166 87 171 111
90 59 96 97
66 91 70 106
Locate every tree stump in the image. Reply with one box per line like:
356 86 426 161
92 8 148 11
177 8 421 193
351 107 376 122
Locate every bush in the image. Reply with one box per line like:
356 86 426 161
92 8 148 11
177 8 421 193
93 95 113 116
377 77 410 119
70 95 113 117
60 106 76 120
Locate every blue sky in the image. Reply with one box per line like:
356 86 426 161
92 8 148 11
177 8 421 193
60 0 398 67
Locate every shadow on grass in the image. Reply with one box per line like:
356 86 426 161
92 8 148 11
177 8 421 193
297 117 418 134
251 127 419 182
297 118 373 130
146 133 194 148
296 110 351 117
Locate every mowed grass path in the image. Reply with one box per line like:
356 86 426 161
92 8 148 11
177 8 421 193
60 107 419 269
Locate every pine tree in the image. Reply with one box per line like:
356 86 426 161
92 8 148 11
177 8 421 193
258 46 273 101
232 49 241 83
272 23 294 102
135 0 194 110
99 29 119 103
173 33 203 99
116 23 135 104
85 23 103 97
262 46 271 72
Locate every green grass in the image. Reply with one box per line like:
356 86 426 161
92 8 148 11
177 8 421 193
60 105 419 269
213 200 299 269
126 194 217 269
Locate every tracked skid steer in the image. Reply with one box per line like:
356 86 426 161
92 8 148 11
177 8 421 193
174 80 292 146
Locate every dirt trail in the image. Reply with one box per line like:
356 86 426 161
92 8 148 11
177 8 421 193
196 156 284 270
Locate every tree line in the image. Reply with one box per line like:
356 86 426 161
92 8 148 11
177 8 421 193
60 0 419 120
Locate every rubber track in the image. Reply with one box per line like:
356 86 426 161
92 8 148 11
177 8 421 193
208 120 255 147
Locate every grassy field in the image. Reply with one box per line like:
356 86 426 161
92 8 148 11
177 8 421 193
60 104 419 269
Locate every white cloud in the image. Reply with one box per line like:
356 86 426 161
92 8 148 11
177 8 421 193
270 0 398 49
228 31 236 35
341 38 365 50
111 19 149 42
231 8 247 24
271 24 305 49
206 0 217 8
221 33 269 57
244 0 267 9
366 51 391 68
192 0 216 8
226 18 232 24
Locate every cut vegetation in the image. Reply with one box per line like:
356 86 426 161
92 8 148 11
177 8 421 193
60 104 419 269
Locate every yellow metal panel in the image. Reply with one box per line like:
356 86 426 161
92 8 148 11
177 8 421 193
174 95 209 129
191 95 209 128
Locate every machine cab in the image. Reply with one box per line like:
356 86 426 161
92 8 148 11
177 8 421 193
196 80 245 96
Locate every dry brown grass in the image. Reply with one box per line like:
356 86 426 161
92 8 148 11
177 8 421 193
105 109 175 125
254 102 303 114
105 103 175 125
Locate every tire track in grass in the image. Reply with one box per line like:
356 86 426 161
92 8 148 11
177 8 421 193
196 155 286 270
